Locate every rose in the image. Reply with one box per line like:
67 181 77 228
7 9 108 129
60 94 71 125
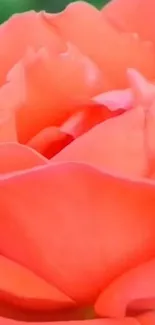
0 0 155 324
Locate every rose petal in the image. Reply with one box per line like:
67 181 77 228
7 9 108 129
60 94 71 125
0 304 95 322
0 67 25 142
0 143 47 174
60 102 117 138
27 127 73 159
0 255 74 311
0 163 155 304
93 89 133 111
102 0 155 43
127 69 155 177
0 319 139 325
53 70 155 179
0 11 65 85
95 259 155 317
137 312 155 324
52 107 148 178
9 44 102 144
127 69 155 107
43 2 155 90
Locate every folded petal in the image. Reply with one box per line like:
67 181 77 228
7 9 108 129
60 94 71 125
43 2 155 90
61 89 130 139
127 70 155 178
93 89 133 111
60 102 118 138
53 70 155 179
27 127 73 159
95 259 155 317
102 0 155 43
0 255 74 311
127 69 155 107
0 163 155 304
52 107 148 178
10 44 103 144
0 11 65 85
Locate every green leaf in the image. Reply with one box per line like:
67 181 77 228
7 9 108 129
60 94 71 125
0 0 110 22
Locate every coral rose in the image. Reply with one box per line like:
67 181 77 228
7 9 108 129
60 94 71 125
0 0 155 325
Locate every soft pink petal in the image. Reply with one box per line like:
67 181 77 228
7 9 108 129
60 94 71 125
93 89 133 111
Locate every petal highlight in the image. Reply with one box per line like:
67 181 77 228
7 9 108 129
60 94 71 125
93 89 133 111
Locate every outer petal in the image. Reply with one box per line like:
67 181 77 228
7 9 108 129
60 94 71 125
137 312 155 324
0 319 140 325
0 143 47 173
0 255 74 311
102 0 155 43
0 11 65 85
10 44 103 144
43 2 155 90
95 259 155 317
0 144 74 311
1 163 155 304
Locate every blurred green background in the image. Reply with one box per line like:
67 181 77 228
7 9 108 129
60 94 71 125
0 0 109 23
